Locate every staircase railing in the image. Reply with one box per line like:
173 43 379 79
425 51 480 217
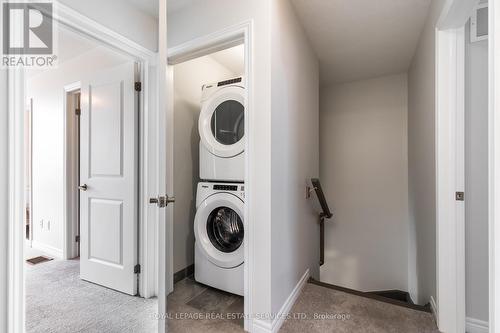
309 178 333 266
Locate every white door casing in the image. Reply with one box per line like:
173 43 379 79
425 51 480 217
79 62 138 296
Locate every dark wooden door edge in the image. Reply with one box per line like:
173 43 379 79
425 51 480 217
308 278 431 313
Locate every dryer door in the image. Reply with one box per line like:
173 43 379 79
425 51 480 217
195 192 244 268
199 86 245 158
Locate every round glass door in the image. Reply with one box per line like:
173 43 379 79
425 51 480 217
210 100 245 145
199 86 246 158
206 206 244 253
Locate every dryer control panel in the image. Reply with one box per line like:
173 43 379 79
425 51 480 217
213 184 238 191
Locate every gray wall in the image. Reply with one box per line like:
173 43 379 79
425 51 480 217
465 21 489 324
319 74 410 293
0 69 8 333
407 0 446 305
172 53 241 274
270 0 320 314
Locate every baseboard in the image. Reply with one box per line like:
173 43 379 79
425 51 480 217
173 264 194 284
30 241 63 259
252 320 273 333
253 269 310 333
429 296 438 323
466 317 489 333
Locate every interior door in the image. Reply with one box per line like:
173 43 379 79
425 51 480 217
79 62 138 295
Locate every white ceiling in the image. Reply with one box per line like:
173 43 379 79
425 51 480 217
123 0 158 17
290 0 432 85
28 27 128 78
210 44 245 75
122 0 196 17
56 28 98 64
167 0 197 14
28 27 97 77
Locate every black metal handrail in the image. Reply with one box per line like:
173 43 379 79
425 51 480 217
310 178 333 266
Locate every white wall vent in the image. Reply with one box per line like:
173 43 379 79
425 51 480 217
471 1 488 43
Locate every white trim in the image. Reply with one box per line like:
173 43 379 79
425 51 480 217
252 269 309 333
430 296 438 323
434 3 477 333
438 0 479 29
31 240 63 259
7 4 160 333
53 3 155 62
435 25 466 333
157 2 168 332
8 67 26 333
489 0 499 331
167 22 245 65
466 317 489 333
166 20 254 332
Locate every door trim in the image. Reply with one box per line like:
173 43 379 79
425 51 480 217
63 82 81 260
490 0 499 331
435 25 466 333
167 20 254 332
435 0 477 331
7 3 158 332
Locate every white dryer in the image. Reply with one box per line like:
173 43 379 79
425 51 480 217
199 77 245 182
194 182 244 296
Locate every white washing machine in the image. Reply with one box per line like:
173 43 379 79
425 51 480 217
199 77 245 182
194 182 244 296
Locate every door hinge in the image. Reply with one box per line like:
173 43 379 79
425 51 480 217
456 191 465 201
134 264 141 274
134 81 142 92
75 235 80 242
75 108 81 116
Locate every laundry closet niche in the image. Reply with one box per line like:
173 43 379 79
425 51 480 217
172 45 245 280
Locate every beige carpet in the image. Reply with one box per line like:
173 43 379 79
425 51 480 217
280 283 440 333
26 259 157 333
26 260 440 333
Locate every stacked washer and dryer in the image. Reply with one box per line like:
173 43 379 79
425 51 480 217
194 77 245 296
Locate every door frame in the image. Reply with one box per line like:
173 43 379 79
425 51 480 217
63 82 81 260
166 20 254 332
435 25 466 333
435 0 482 332
490 0 500 331
26 98 33 245
6 3 159 332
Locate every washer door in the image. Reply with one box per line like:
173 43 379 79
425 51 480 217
199 86 245 158
195 192 244 268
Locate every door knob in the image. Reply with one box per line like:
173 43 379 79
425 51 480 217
149 195 175 208
78 184 88 191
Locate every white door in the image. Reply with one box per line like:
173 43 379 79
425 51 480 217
79 62 138 295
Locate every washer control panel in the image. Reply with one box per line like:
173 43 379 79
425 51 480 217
197 182 245 206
